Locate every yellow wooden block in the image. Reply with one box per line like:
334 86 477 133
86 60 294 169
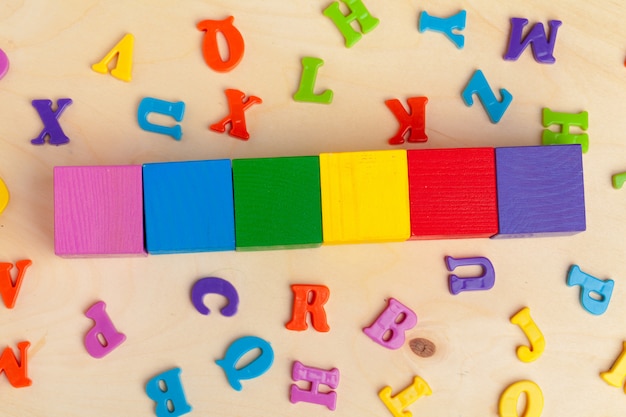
319 150 410 244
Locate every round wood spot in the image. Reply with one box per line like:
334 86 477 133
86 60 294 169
409 338 436 358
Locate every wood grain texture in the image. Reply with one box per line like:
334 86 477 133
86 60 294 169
53 166 145 257
494 145 585 237
407 148 498 239
2 1 626 416
143 160 235 254
232 156 323 250
319 150 410 244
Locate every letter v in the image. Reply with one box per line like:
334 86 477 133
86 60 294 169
0 260 32 309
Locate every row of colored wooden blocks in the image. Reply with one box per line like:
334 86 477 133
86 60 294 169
53 145 585 257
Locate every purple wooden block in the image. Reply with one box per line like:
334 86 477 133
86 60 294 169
54 165 146 257
493 145 585 238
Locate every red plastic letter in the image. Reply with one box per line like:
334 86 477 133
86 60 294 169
385 97 428 145
286 284 330 332
210 89 262 140
197 16 245 72
0 260 32 309
0 341 31 388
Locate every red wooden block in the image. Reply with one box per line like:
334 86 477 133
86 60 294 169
407 148 498 239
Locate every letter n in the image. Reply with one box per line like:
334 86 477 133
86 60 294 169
0 341 32 388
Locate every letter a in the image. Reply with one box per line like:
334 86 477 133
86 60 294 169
385 97 428 145
0 341 31 388
601 341 626 392
0 259 32 309
504 18 561 64
84 301 127 358
197 16 245 72
285 284 330 332
91 33 134 82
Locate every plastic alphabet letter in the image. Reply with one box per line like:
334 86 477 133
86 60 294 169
385 97 428 145
293 57 333 104
215 336 274 391
363 298 417 350
462 70 512 124
91 33 134 82
498 380 544 417
0 341 31 388
197 16 245 72
30 98 73 145
612 172 626 189
290 361 340 410
379 376 432 417
323 0 380 48
567 265 614 315
600 341 626 392
285 284 330 332
137 97 186 140
0 48 9 80
0 177 8 215
510 307 545 363
445 255 495 295
542 108 589 153
84 301 127 359
145 367 192 417
504 18 562 64
418 10 466 49
190 277 239 317
0 259 32 309
210 89 262 140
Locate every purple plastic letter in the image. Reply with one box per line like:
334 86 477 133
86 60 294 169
191 277 239 317
363 298 417 350
84 301 126 358
445 256 495 295
290 360 340 410
30 99 73 145
504 18 562 64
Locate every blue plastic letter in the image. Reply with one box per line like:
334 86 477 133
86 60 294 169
216 336 274 391
145 368 192 417
418 10 466 49
567 265 614 315
461 70 512 124
137 97 185 140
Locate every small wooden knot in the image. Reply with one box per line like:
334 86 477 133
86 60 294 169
409 338 436 358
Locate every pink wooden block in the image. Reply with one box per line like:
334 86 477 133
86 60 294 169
54 165 146 257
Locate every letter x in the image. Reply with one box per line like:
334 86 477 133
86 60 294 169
210 89 262 140
30 98 73 145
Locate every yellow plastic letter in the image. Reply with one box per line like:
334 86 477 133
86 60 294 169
91 33 135 82
379 376 432 417
498 380 544 417
510 307 545 362
0 177 9 215
600 341 626 392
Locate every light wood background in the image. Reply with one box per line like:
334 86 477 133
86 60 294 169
1 1 626 416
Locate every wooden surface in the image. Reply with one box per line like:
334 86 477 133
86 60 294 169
1 1 626 416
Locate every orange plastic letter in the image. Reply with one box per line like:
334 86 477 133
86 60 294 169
197 16 245 72
0 260 32 309
285 284 330 332
0 341 31 388
210 89 262 140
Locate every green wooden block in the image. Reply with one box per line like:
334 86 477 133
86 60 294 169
232 156 323 250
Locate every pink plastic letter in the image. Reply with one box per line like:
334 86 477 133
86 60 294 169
363 298 417 350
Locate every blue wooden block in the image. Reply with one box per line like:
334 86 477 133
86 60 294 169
143 160 235 253
493 144 585 238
